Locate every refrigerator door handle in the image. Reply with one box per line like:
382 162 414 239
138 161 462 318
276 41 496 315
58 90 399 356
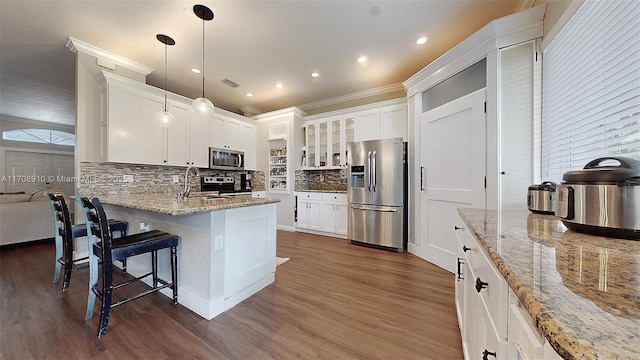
420 166 425 191
367 151 372 191
349 204 399 212
372 151 377 192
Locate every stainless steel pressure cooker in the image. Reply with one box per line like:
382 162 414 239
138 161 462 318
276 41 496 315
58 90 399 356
527 181 557 214
556 156 640 240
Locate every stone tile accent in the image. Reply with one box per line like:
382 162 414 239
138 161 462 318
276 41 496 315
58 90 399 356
294 169 347 192
79 162 264 195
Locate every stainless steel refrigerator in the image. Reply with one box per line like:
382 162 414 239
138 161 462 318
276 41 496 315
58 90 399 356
347 137 407 251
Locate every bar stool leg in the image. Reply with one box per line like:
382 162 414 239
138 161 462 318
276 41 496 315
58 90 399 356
171 246 178 304
98 265 114 338
53 235 63 283
152 251 158 288
85 252 99 320
62 235 74 291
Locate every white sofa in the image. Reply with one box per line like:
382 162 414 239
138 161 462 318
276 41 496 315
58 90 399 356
0 190 55 246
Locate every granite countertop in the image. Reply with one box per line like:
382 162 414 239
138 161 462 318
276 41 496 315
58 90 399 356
458 208 639 360
295 189 347 194
93 193 280 216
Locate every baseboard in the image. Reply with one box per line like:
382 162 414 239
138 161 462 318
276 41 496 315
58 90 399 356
224 273 275 311
408 242 420 257
295 228 347 239
277 225 296 232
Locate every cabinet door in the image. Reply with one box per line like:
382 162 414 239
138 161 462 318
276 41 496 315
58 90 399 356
240 124 257 170
330 119 342 167
336 202 348 235
297 199 310 228
108 84 165 165
477 303 501 360
305 123 317 168
319 202 337 232
380 105 407 140
462 262 479 360
226 119 243 151
189 111 210 167
166 101 190 166
209 115 227 149
354 110 380 142
318 121 328 168
308 199 322 230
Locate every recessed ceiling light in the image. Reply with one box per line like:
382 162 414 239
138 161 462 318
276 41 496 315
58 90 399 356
191 68 201 74
246 93 253 97
357 56 367 63
311 72 320 78
415 36 429 45
275 83 283 88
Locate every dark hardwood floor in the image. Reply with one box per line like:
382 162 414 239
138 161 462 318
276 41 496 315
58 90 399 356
0 231 462 359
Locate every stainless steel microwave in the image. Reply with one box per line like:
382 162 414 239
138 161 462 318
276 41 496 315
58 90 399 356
209 147 244 170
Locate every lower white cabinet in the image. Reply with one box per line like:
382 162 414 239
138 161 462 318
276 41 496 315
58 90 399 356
297 192 347 237
455 214 562 360
455 214 507 359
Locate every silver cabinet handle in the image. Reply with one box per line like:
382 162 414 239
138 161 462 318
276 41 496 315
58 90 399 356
420 166 424 191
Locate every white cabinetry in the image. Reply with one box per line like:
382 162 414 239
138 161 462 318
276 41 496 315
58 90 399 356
303 99 404 167
297 192 347 237
251 191 267 198
209 115 257 170
303 118 349 170
296 192 322 230
454 214 507 360
102 71 256 169
353 103 406 142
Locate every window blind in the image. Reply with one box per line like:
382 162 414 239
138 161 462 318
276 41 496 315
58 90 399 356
541 0 640 182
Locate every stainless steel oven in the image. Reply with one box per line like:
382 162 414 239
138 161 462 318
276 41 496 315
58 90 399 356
209 147 244 171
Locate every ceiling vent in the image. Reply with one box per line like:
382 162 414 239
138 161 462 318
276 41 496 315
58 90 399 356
222 79 239 88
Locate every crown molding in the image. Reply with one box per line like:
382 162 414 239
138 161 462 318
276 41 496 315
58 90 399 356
66 36 153 76
297 83 405 112
303 98 406 122
252 107 307 122
240 106 263 117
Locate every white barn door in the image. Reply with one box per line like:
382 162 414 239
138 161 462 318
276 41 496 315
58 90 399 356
419 89 486 273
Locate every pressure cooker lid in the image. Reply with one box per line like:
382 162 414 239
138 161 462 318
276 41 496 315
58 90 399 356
562 157 640 183
528 181 557 191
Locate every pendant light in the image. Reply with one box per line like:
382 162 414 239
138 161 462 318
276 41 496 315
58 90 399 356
154 34 176 127
192 4 215 116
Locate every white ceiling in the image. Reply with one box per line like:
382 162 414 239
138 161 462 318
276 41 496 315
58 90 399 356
0 0 537 126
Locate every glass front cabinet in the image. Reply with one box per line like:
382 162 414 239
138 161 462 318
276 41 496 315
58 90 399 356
303 118 352 170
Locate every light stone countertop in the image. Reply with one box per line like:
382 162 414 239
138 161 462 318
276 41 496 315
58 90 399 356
458 208 639 360
93 193 280 216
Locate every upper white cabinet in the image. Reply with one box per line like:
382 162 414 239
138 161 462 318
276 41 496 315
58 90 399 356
209 115 257 170
101 72 256 169
303 99 403 170
354 103 407 142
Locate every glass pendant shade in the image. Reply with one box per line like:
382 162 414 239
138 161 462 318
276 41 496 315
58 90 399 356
155 110 175 127
192 97 214 116
156 34 176 127
192 5 215 117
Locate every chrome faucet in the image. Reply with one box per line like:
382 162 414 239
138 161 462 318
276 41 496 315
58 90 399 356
183 165 199 198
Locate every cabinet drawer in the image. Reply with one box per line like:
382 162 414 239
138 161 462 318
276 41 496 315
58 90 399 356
454 222 476 262
474 245 508 340
297 192 323 200
322 192 347 203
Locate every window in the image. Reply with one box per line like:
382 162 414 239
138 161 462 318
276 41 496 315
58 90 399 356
541 0 639 182
2 129 75 146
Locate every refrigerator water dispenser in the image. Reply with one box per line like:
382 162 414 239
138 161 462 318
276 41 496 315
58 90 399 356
350 165 365 188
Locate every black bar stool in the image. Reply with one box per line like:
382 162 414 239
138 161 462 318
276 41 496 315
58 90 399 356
79 196 179 338
45 192 128 291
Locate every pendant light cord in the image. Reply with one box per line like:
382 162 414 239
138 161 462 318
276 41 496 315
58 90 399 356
164 43 168 112
201 17 205 98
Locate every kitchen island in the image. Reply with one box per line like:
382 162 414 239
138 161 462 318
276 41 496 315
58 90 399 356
95 193 280 320
458 208 639 360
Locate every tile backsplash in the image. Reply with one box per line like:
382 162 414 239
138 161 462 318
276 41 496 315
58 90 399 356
79 162 264 196
295 169 347 191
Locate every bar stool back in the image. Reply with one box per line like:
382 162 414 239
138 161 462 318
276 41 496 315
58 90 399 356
79 197 179 338
45 192 128 291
